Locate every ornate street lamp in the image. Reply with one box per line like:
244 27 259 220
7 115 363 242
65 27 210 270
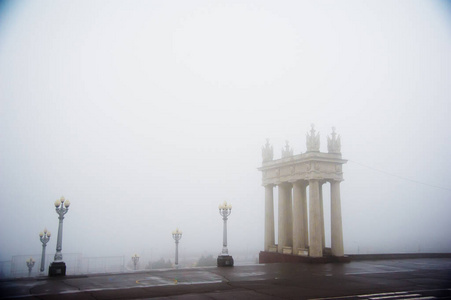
39 228 51 273
172 228 182 269
131 254 140 270
49 196 70 276
217 201 234 267
26 257 35 277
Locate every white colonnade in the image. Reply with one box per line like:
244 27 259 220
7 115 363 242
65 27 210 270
260 125 346 258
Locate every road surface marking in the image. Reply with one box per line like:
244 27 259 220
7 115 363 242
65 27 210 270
369 294 421 299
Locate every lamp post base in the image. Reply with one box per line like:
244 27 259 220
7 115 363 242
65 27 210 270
49 262 66 276
217 255 234 267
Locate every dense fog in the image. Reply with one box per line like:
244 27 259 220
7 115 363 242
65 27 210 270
1 0 450 266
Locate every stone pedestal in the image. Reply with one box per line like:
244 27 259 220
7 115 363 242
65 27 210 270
259 251 350 264
217 255 234 267
48 261 66 277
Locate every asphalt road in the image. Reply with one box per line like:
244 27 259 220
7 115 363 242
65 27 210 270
1 258 451 299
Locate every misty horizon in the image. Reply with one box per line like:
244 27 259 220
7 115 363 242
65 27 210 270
1 0 450 267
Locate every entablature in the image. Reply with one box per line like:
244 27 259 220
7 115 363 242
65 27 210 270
258 152 347 186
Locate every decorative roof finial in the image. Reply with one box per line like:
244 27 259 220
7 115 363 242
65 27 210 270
327 126 341 153
262 139 274 162
306 124 320 152
281 140 293 158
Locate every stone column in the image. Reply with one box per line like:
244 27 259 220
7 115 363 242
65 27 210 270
309 179 323 257
301 182 309 248
287 183 293 248
277 184 286 252
264 185 275 251
278 183 292 252
319 182 325 250
293 182 308 253
331 180 344 256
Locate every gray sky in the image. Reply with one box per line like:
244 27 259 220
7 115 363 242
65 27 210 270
1 0 450 262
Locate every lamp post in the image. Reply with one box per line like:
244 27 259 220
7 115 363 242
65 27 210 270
131 254 139 270
39 228 51 273
217 201 234 267
172 228 182 269
26 257 35 277
49 196 70 276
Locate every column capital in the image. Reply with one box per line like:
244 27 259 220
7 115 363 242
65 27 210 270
277 182 292 188
264 184 275 188
329 179 344 183
291 180 308 187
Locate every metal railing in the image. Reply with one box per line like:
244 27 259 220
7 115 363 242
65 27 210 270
1 254 125 278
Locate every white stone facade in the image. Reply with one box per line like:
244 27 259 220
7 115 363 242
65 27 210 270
259 125 346 258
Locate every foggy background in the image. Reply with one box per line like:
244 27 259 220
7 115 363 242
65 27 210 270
1 0 450 264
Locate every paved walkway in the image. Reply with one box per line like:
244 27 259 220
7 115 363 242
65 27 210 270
1 258 451 299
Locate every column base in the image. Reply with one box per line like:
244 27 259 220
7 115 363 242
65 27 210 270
49 261 66 276
268 245 278 253
295 248 309 256
217 255 234 267
281 246 293 255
